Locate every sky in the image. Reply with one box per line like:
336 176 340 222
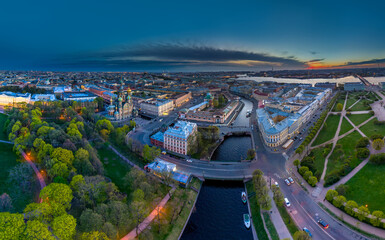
1 0 385 72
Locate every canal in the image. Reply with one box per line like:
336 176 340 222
180 180 253 240
181 98 254 239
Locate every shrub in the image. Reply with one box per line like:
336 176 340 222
325 189 338 201
370 211 384 227
345 200 358 216
299 166 309 176
324 172 341 187
374 120 385 125
369 153 385 165
372 139 384 150
370 134 384 141
355 137 369 148
335 184 349 196
356 148 370 159
355 206 370 222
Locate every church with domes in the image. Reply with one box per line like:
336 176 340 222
107 82 135 121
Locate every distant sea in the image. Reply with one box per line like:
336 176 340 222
237 76 385 86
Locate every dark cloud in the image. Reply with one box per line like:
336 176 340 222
63 43 307 70
341 58 385 66
309 51 318 55
307 58 325 63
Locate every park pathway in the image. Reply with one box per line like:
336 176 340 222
268 190 292 240
121 189 174 240
319 93 348 183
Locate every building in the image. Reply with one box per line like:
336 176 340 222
164 121 197 155
256 87 331 147
170 92 192 107
0 91 31 105
106 83 134 121
140 98 174 116
31 94 56 102
379 82 385 90
150 132 164 148
315 82 337 89
62 92 97 102
344 82 365 91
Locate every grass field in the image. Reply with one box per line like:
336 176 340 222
360 118 385 138
0 113 9 140
312 114 340 146
344 163 385 213
276 201 298 236
97 144 133 195
246 182 269 240
339 117 354 136
262 212 279 240
347 114 373 127
350 100 371 111
304 146 330 180
326 131 362 177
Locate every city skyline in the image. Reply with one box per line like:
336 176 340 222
1 0 385 71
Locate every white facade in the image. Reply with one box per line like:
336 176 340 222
140 99 174 116
0 92 31 105
164 121 197 155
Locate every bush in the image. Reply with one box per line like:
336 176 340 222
356 148 370 159
299 166 309 175
370 134 384 141
335 184 349 196
372 139 385 150
308 176 318 187
374 120 385 125
333 195 346 208
355 137 369 148
369 153 385 165
355 205 370 222
324 172 341 187
303 171 313 181
345 200 358 216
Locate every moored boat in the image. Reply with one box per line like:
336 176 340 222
241 191 247 204
243 214 251 229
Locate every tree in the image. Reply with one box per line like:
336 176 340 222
356 148 370 159
48 162 69 180
81 231 110 240
272 186 284 206
101 222 117 240
372 138 384 150
332 195 346 208
74 148 95 176
40 183 73 210
355 205 370 221
303 171 313 181
132 189 145 202
23 220 55 240
0 212 25 239
293 230 311 240
246 148 256 160
325 189 338 201
293 159 300 170
213 99 219 108
142 145 161 163
369 153 385 164
0 193 12 212
8 162 36 193
70 174 86 192
79 209 105 232
370 210 384 227
335 184 349 196
299 166 309 176
130 201 147 236
51 147 75 166
345 200 358 216
52 214 76 240
356 137 369 148
336 103 343 111
308 176 318 187
96 119 114 136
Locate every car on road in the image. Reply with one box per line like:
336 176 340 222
317 219 329 229
274 181 279 187
288 177 294 184
303 227 312 237
284 179 291 185
186 159 193 163
284 198 291 207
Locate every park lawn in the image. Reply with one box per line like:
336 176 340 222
350 100 371 111
346 98 359 109
347 114 372 127
333 97 345 112
365 92 379 102
276 201 298 236
312 114 340 146
0 113 8 140
306 146 329 179
339 117 354 136
97 144 133 195
344 163 385 213
360 118 385 138
0 142 37 212
326 131 362 177
246 182 269 240
263 212 279 240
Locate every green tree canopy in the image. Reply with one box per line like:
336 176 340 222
52 214 77 240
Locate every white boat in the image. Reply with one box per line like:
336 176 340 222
243 214 251 229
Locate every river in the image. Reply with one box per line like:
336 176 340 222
181 98 254 239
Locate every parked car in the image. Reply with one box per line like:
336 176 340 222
285 179 291 186
186 159 193 163
284 198 291 207
318 219 329 229
288 177 294 184
274 182 279 187
303 227 312 237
